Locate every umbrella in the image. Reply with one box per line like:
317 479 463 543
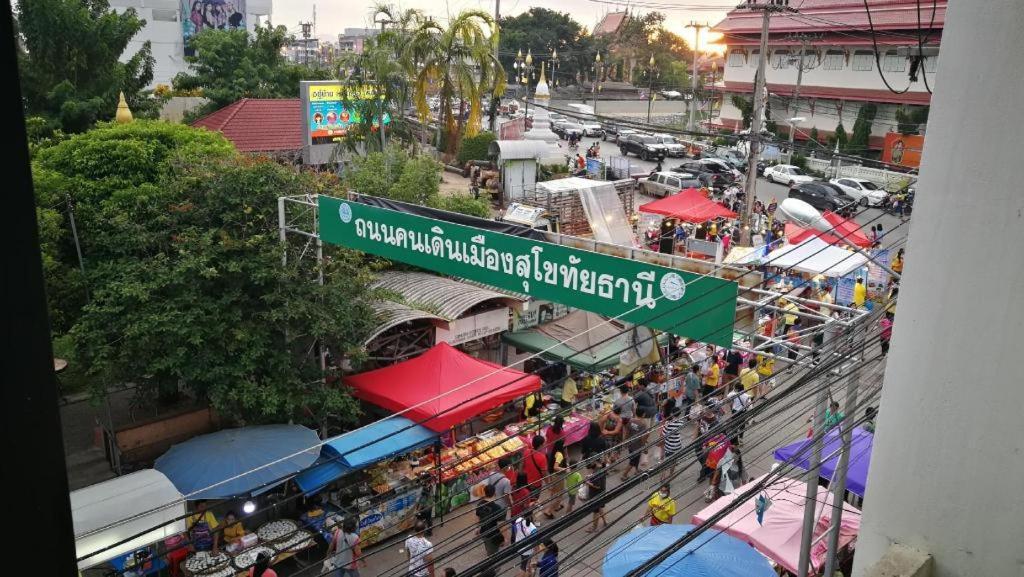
603 524 776 577
155 425 320 500
773 427 873 497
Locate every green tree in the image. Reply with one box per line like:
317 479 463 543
16 0 160 133
498 8 592 86
173 24 332 120
829 122 849 151
849 103 877 153
412 10 505 159
34 122 377 427
895 105 929 134
731 95 753 129
808 126 820 145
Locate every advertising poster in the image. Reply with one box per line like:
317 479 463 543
357 486 422 546
881 133 925 168
308 84 389 145
182 0 246 54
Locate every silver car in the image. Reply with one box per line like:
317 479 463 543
642 171 704 198
653 134 686 157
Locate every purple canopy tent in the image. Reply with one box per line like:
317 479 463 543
772 427 873 497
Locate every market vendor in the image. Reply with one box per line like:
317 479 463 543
222 510 247 544
187 501 220 554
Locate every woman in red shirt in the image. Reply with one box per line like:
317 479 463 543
510 472 531 517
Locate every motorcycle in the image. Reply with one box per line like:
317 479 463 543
882 190 914 217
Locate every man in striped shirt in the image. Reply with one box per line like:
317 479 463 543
660 400 685 482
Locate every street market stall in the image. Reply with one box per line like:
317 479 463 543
155 425 321 500
692 475 862 575
638 188 738 223
502 310 630 372
603 524 776 577
72 470 186 571
773 427 874 498
763 237 869 278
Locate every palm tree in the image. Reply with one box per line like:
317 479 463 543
410 10 506 159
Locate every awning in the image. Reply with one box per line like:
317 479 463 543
72 470 187 569
155 425 320 500
692 475 862 575
373 270 523 321
764 237 869 277
784 222 846 246
638 188 738 223
603 524 775 577
501 310 629 371
294 455 351 495
773 426 874 497
822 211 873 248
346 342 542 432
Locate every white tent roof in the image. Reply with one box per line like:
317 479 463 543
764 236 868 277
71 469 186 569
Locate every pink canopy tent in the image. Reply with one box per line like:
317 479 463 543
691 475 861 575
638 188 738 223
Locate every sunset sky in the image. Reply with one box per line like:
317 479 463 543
271 0 734 54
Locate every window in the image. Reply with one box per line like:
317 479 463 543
152 8 178 21
852 51 875 71
883 51 906 72
749 50 760 68
728 51 745 67
822 50 845 70
839 179 856 188
667 178 681 189
772 50 791 69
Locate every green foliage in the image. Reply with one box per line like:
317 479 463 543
16 0 160 133
849 103 877 152
456 132 496 165
427 195 491 218
498 8 596 87
35 122 376 427
895 105 929 135
808 126 820 145
829 123 849 152
389 156 441 204
791 154 808 171
731 95 753 129
174 24 332 120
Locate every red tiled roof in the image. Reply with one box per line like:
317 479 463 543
594 11 628 36
191 98 303 152
714 0 946 35
724 81 932 106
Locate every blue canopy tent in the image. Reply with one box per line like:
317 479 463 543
294 416 437 493
155 425 320 500
773 427 873 497
603 525 775 577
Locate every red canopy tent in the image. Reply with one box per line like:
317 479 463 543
345 343 542 432
784 223 846 246
638 188 738 223
822 211 872 247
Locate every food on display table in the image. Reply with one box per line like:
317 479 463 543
183 551 230 575
231 545 277 571
197 567 235 577
275 528 316 553
439 430 524 481
256 519 299 543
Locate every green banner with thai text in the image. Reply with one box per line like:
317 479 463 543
318 196 737 345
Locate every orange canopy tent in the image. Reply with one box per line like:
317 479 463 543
345 343 542 432
638 188 738 223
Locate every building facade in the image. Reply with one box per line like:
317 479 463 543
338 28 379 55
111 0 272 87
711 0 945 152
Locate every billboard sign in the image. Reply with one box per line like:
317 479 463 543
302 81 390 164
182 0 246 55
318 196 738 345
881 132 924 168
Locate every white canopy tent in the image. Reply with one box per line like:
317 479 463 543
72 469 186 570
764 236 869 277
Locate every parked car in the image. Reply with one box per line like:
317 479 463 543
652 134 686 157
614 128 639 143
573 118 605 137
642 171 705 197
763 164 815 186
600 122 622 141
677 159 738 185
660 90 683 100
789 182 857 216
714 148 748 171
671 164 723 192
619 133 667 160
829 177 888 207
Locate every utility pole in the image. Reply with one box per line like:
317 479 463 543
646 54 657 124
490 0 501 133
786 33 819 161
685 22 708 131
740 0 797 246
300 22 312 66
592 52 604 115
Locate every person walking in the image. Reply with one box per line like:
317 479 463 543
522 435 549 502
824 401 844 429
599 406 623 461
644 483 677 525
613 384 636 429
565 464 583 514
405 521 435 577
325 517 364 577
475 485 508 557
682 365 701 416
542 440 568 518
537 540 559 577
580 422 607 462
880 313 894 356
484 460 513 513
511 512 539 577
620 419 647 481
786 321 802 361
740 358 759 399
583 461 608 533
853 277 867 309
510 472 530 518
660 401 684 482
728 383 752 446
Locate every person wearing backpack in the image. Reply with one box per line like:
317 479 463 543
325 517 363 577
521 435 549 502
475 484 508 556
511 512 539 577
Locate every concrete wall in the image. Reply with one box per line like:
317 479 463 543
852 2 1024 576
112 0 272 87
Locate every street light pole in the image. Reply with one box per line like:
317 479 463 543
685 21 707 131
741 0 798 247
592 52 603 115
646 54 657 124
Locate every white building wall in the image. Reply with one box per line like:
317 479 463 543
852 1 1024 576
112 0 272 87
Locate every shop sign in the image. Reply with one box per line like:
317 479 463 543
436 308 510 345
512 300 570 331
357 486 422 546
319 197 738 345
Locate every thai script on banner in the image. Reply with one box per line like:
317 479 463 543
318 196 738 345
